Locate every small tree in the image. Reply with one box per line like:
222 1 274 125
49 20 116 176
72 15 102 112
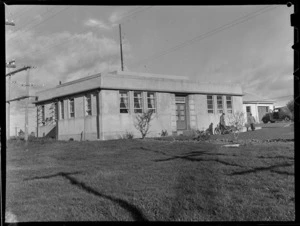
226 111 246 140
286 99 294 120
134 109 155 139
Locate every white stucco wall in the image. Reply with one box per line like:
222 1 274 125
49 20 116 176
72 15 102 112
243 103 275 123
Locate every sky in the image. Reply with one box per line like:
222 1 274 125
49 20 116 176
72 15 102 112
5 4 294 135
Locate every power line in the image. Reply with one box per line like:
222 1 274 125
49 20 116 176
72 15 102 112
15 6 153 62
7 6 57 36
7 6 72 42
133 5 278 69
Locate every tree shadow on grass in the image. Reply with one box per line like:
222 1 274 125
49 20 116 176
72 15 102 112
150 150 244 168
228 163 294 176
25 172 148 221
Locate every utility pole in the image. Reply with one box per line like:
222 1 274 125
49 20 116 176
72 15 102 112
6 66 35 142
25 69 30 142
119 24 124 71
5 19 15 26
6 60 16 140
6 18 15 140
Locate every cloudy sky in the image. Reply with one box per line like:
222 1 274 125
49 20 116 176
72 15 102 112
5 4 293 134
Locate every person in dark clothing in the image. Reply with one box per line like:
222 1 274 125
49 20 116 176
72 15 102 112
247 113 256 131
220 112 226 134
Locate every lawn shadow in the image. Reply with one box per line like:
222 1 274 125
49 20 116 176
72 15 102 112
25 172 148 221
150 150 244 168
229 163 294 176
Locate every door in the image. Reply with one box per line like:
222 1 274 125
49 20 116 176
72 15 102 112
258 106 269 122
176 103 187 130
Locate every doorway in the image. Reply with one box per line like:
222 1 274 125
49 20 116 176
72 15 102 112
175 96 187 130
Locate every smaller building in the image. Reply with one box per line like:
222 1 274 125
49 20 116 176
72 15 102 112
242 92 275 123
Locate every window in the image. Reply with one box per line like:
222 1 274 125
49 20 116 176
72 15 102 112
69 98 75 118
226 96 233 113
134 91 143 113
147 92 156 112
246 106 251 113
207 95 214 113
85 94 92 116
120 91 129 113
217 95 223 113
60 100 64 119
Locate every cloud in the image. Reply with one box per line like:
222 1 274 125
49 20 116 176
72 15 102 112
108 9 126 26
84 18 112 30
6 28 132 132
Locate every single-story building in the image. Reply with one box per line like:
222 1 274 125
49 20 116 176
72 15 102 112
242 92 276 123
34 70 243 140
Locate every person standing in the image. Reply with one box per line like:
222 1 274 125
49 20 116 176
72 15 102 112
220 112 226 134
247 113 256 131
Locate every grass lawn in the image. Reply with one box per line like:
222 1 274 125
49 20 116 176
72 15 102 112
6 138 294 221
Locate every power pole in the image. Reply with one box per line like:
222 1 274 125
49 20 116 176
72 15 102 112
25 69 30 142
6 60 16 140
5 19 15 26
6 66 35 141
6 18 15 140
119 24 124 71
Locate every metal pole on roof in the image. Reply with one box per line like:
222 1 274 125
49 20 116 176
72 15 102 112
119 24 124 71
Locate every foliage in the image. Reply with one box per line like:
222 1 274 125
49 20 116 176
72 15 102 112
226 111 246 140
120 131 134 139
160 130 168 137
193 129 210 141
134 109 155 139
286 100 294 120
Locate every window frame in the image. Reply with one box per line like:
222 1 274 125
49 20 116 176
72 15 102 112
216 95 224 114
60 100 64 119
226 96 233 114
207 95 214 114
133 91 143 113
119 91 130 113
69 98 75 118
85 94 92 116
147 92 156 113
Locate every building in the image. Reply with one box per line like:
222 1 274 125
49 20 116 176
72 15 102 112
34 71 243 140
242 92 276 123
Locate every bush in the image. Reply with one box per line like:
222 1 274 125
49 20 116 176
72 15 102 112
134 110 155 139
120 131 134 139
160 130 168 137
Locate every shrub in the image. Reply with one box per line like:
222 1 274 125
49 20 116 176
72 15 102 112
134 109 155 139
160 130 168 137
226 111 246 140
123 131 134 139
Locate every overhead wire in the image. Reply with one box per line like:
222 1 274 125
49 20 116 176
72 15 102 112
7 6 72 42
133 5 279 69
14 6 153 62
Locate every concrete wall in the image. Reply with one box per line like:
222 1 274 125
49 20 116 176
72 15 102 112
193 94 243 132
56 93 98 141
100 90 174 140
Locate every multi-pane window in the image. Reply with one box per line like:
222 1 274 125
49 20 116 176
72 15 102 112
217 95 223 113
226 96 233 113
120 91 129 113
85 94 92 116
69 98 75 118
246 106 251 115
60 100 64 119
147 92 156 112
207 95 214 113
134 91 143 113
